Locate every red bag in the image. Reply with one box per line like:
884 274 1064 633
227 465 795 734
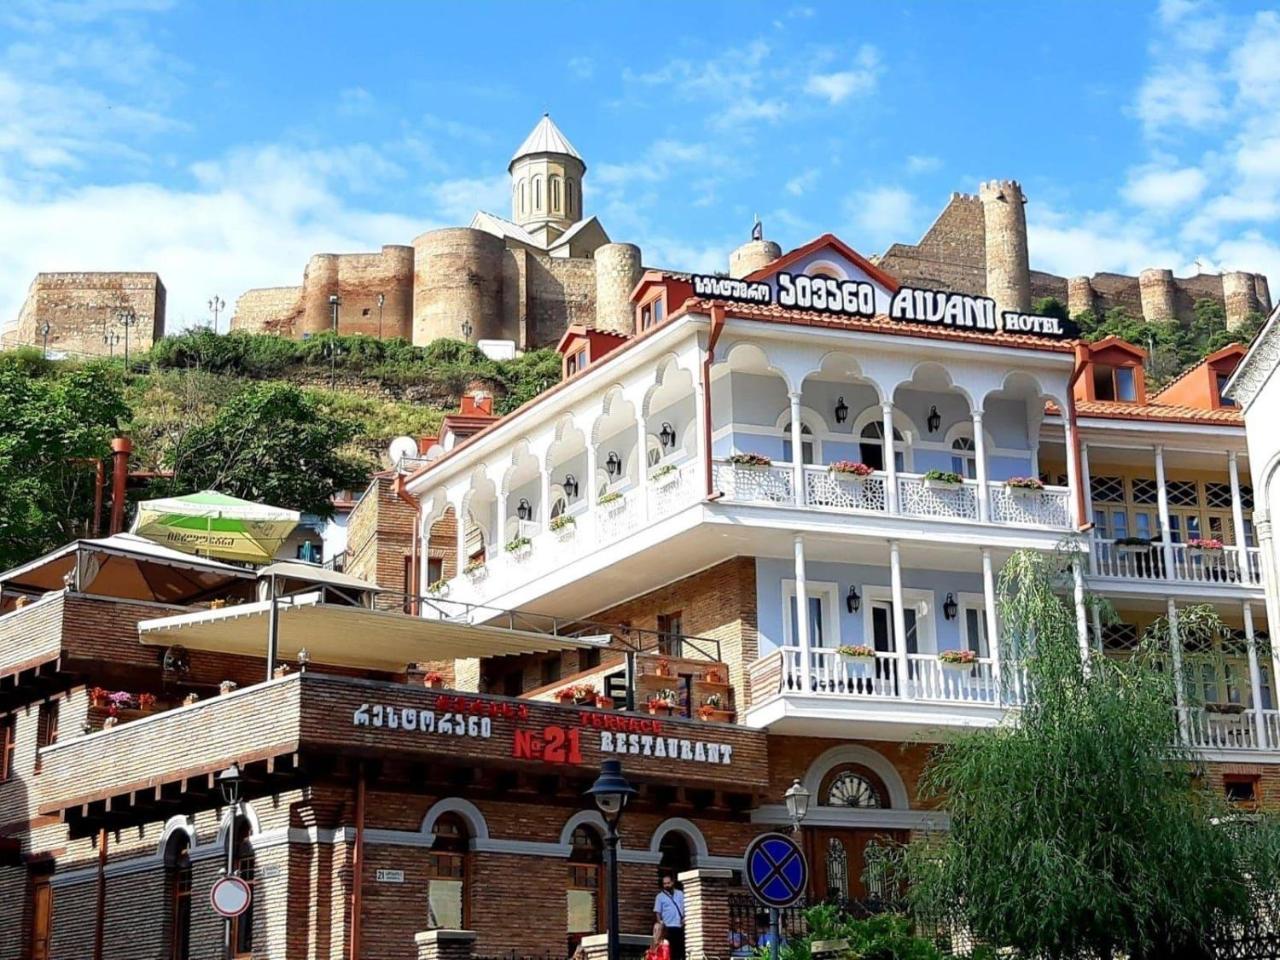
645 941 671 960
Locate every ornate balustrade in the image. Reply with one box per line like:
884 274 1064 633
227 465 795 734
1089 536 1263 588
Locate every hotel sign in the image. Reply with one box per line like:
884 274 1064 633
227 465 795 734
691 271 1078 340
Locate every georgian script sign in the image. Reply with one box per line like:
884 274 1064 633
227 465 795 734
690 271 1078 340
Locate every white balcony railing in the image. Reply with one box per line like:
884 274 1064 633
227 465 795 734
1181 707 1280 752
716 460 1073 531
775 645 1027 709
1089 536 1263 588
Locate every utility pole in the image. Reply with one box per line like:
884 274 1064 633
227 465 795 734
117 309 137 373
208 296 225 333
38 321 51 359
376 292 385 339
328 294 341 391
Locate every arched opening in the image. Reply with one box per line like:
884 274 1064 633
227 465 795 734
782 422 816 465
858 420 905 472
230 816 255 956
551 175 562 214
567 824 605 950
820 764 889 809
533 176 543 212
164 831 192 960
428 812 470 929
658 830 694 881
567 179 576 217
950 435 976 479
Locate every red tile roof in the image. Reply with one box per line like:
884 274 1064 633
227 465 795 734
1047 398 1244 426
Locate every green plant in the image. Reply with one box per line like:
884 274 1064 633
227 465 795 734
426 579 448 595
463 558 486 575
702 692 723 708
550 514 575 532
759 905 943 960
923 469 963 484
504 535 532 553
727 452 772 466
651 463 677 479
597 491 622 506
829 460 874 476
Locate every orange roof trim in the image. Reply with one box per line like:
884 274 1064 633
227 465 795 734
743 232 902 293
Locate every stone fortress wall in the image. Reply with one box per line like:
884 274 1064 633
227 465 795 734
878 183 1272 329
4 272 165 357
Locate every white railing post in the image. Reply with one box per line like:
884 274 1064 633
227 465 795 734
882 402 898 515
1229 451 1251 584
973 410 990 523
981 548 1002 693
1155 446 1176 581
635 416 649 523
890 540 910 697
794 534 811 694
789 391 805 507
1245 601 1268 749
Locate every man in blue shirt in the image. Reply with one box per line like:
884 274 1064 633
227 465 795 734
653 874 686 960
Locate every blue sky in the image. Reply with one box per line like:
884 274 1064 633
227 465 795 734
1 0 1278 330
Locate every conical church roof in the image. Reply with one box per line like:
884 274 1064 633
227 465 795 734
509 114 584 169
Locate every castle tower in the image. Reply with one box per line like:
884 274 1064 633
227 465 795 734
979 180 1031 316
1223 271 1262 330
595 243 644 335
1254 274 1273 313
729 221 782 280
1067 276 1096 320
1139 268 1177 322
509 114 586 248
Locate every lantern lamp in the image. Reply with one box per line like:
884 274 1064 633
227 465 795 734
943 592 958 621
517 498 532 521
927 405 942 434
846 585 861 613
563 474 579 499
784 778 812 832
218 762 243 806
659 421 676 450
605 451 622 479
834 396 849 424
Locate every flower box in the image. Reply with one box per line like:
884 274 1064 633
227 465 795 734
653 658 673 678
697 707 735 723
1205 701 1247 715
464 562 488 582
594 695 613 710
1187 538 1225 559
938 650 978 672
550 515 577 541
426 579 450 598
597 492 627 516
647 700 676 716
652 465 680 489
1005 476 1045 491
504 536 533 560
829 461 874 478
726 453 772 468
923 470 965 490
837 644 877 664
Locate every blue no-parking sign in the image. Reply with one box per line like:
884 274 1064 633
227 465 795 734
744 832 808 909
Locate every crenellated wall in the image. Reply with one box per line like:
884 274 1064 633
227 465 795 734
4 272 165 357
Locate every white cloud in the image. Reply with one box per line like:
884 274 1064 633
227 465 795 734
568 56 594 79
336 86 375 117
785 169 820 196
1135 63 1224 135
1231 11 1280 107
427 174 510 222
906 155 941 175
845 186 917 248
804 45 881 105
1123 165 1208 210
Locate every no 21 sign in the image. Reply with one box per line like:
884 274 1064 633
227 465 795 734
512 724 583 764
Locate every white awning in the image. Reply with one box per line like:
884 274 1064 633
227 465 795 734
137 593 607 670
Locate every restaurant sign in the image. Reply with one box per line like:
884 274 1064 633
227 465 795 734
691 272 1078 340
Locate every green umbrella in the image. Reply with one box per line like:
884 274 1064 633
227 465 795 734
130 490 301 564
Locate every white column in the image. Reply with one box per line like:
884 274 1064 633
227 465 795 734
693 376 709 500
635 416 649 522
1155 446 1175 579
889 540 910 697
981 548 1002 692
1072 560 1090 664
1168 599 1189 742
1229 451 1251 584
789 391 805 506
972 410 990 523
585 443 598 511
1079 441 1094 526
454 498 468 578
1260 520 1280 700
793 534 811 693
495 489 508 552
882 402 898 514
1063 418 1082 527
1091 604 1104 652
1244 602 1269 748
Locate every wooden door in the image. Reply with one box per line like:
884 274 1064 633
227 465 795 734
808 828 907 901
31 877 52 960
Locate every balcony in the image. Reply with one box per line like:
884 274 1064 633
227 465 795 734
1181 707 1280 755
1088 536 1263 591
716 461 1074 531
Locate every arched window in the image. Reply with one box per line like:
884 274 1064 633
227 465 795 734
428 812 470 929
534 176 543 212
549 488 568 520
165 832 192 960
567 179 576 217
858 421 905 472
231 817 255 956
782 422 815 465
646 435 663 469
520 180 527 215
567 825 604 949
657 831 694 882
551 176 562 213
820 765 888 809
824 836 849 899
950 436 976 479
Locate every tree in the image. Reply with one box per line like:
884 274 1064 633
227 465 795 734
1032 297 1070 323
0 353 129 567
903 550 1280 959
158 382 366 518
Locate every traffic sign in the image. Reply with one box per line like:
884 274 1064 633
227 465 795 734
210 876 252 918
744 832 808 909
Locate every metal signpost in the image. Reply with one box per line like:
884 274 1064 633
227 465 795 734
744 832 808 960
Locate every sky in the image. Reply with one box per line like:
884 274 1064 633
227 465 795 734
1 0 1279 331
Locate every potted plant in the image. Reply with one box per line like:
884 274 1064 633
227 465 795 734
647 690 678 715
698 693 733 723
463 558 487 581
1005 476 1045 494
727 453 772 468
89 687 109 708
504 535 533 560
555 686 578 705
571 683 598 705
550 514 577 540
273 663 291 679
219 680 238 696
426 578 449 598
654 657 673 678
938 649 978 672
423 670 445 689
829 461 874 478
595 694 614 710
837 644 877 664
1187 537 1225 557
1205 701 1247 715
651 463 679 488
137 693 158 713
182 692 200 707
107 690 135 711
923 469 965 490
702 666 726 685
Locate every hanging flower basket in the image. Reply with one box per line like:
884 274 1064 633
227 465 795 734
829 461 874 478
837 644 877 664
924 470 965 490
938 649 978 672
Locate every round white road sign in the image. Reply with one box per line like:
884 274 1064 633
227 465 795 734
210 876 252 918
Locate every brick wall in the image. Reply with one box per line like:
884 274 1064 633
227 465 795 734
232 286 304 335
7 272 165 358
347 477 418 602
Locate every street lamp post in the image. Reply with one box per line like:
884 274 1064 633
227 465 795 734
38 321 51 358
209 296 226 334
764 779 811 960
102 330 121 358
328 294 341 390
218 762 244 960
377 292 385 339
587 759 637 960
117 309 137 373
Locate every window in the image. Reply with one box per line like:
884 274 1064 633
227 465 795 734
950 436 976 479
825 769 884 808
962 603 989 658
783 582 839 649
657 612 683 657
428 813 470 929
858 421 905 472
519 180 526 215
565 348 586 377
550 176 561 213
533 176 543 211
566 179 575 217
166 833 192 960
425 557 443 589
503 671 524 698
1217 373 1234 406
540 655 563 688
653 298 665 325
0 715 13 783
231 818 255 956
30 876 52 960
1224 775 1259 807
1093 363 1137 401
36 700 58 749
782 422 815 466
657 830 693 881
567 826 604 950
824 837 849 899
